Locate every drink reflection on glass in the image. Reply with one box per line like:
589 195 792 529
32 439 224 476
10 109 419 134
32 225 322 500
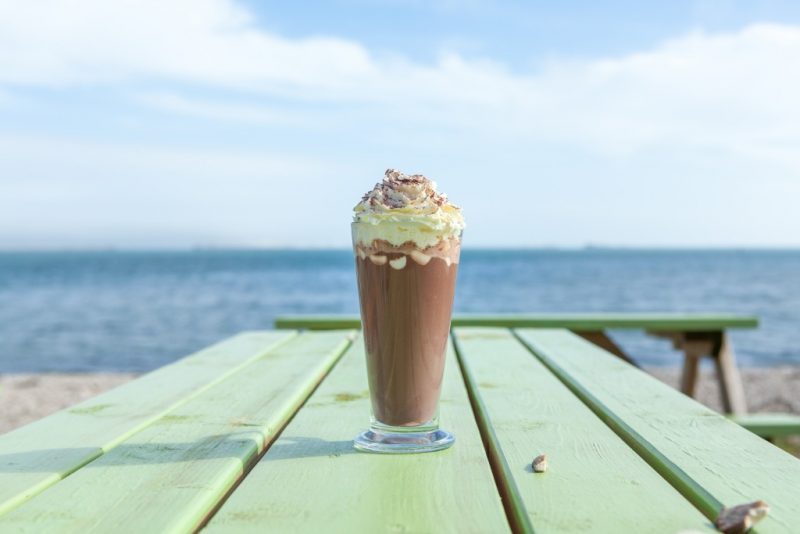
352 169 464 453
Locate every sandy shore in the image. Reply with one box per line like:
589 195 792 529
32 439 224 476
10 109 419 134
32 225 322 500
1 367 799 436
1 373 137 435
647 366 800 415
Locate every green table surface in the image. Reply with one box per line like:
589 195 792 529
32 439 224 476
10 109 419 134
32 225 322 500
274 313 759 331
0 328 796 533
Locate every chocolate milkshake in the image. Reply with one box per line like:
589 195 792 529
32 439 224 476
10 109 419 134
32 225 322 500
352 169 464 453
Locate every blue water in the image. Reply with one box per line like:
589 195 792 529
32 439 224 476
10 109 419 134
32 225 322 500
0 250 798 372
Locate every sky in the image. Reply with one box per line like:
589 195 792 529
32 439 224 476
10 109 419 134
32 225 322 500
1 0 800 249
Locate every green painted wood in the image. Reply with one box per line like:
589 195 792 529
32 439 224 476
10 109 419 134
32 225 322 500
515 328 800 533
205 338 509 533
275 313 759 331
731 413 800 438
0 330 296 516
453 328 712 533
0 331 354 533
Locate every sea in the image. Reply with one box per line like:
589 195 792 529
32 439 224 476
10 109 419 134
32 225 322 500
0 249 798 372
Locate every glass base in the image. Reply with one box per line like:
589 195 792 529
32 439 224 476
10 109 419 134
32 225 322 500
354 426 455 454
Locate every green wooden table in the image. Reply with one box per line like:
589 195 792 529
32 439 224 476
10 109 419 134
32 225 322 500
276 313 759 416
1 328 798 533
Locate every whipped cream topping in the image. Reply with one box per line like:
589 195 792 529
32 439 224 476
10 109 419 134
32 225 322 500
353 169 465 249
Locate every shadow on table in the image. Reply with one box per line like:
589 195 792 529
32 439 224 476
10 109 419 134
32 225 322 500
0 433 358 472
260 435 357 461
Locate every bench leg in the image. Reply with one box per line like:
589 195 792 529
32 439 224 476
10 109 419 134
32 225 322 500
647 330 703 396
712 332 748 416
574 330 640 368
679 347 702 397
649 330 749 415
678 337 715 399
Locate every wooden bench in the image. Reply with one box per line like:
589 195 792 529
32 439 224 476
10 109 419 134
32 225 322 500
275 313 758 415
0 328 798 532
730 413 800 439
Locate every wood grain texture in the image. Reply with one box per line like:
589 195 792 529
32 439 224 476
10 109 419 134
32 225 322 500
453 328 713 534
275 313 758 331
516 328 800 533
205 338 509 534
0 331 295 515
0 331 354 533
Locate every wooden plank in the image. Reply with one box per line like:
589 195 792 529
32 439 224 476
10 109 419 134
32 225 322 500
275 313 759 331
205 338 509 533
731 413 800 439
0 331 354 532
452 328 711 533
516 328 800 532
0 330 296 515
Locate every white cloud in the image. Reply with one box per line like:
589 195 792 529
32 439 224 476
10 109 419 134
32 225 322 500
0 0 375 93
7 0 800 166
137 92 306 125
1 1 800 246
3 0 799 162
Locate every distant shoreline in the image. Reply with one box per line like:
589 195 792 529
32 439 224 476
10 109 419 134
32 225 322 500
2 246 800 253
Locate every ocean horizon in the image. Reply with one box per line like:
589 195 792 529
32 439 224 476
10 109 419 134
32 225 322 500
1 248 798 372
3 245 800 252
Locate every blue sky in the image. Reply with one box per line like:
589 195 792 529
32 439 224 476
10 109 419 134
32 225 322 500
1 0 800 248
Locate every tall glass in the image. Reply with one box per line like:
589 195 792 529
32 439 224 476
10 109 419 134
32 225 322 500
352 222 460 453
